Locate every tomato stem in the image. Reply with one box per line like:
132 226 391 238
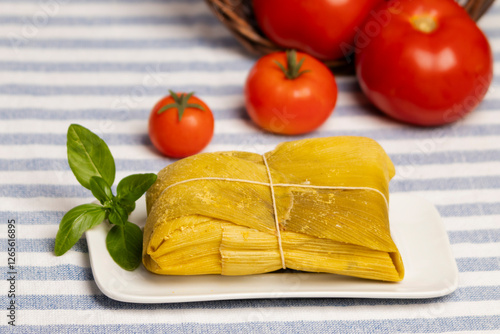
157 90 205 121
274 50 310 80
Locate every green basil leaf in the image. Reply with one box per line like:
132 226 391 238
117 198 136 215
89 176 113 205
116 173 157 203
108 204 128 226
54 203 106 256
67 124 115 190
106 222 143 271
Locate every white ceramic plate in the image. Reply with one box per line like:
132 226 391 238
86 193 458 303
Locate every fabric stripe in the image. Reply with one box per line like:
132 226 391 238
5 211 500 227
0 14 219 26
3 61 500 73
7 318 500 334
0 239 88 253
1 164 498 185
12 242 500 263
0 105 372 121
443 215 500 231
0 0 196 2
1 2 210 17
1 177 500 198
438 204 500 217
8 286 500 309
2 149 500 173
2 110 498 135
3 128 500 146
0 81 358 96
0 60 253 72
2 199 500 218
2 230 499 252
0 37 239 49
3 136 500 159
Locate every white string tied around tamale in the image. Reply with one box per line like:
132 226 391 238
158 178 389 209
262 154 286 269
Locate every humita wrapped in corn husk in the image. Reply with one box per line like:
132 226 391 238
143 136 404 282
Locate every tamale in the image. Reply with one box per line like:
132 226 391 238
143 136 404 282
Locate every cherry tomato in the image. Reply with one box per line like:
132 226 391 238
355 0 493 126
253 0 383 61
148 91 214 158
244 50 337 135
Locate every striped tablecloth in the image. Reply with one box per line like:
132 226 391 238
1 0 499 332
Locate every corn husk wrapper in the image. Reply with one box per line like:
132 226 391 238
143 136 404 282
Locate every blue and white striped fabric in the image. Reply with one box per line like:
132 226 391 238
1 0 499 332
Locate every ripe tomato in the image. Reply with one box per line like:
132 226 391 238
244 50 337 135
355 0 493 126
253 0 383 60
148 91 214 158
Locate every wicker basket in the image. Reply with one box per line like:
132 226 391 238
205 0 495 70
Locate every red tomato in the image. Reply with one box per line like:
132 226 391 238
148 91 214 158
253 0 383 60
245 50 337 135
355 0 493 126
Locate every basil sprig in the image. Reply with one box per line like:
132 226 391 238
55 124 157 271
